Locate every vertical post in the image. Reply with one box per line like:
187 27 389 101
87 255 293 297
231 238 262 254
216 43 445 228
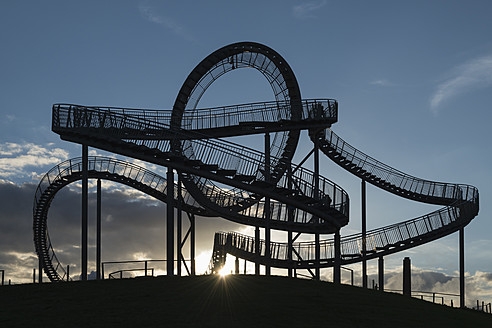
166 168 174 276
190 213 196 276
81 144 88 281
403 257 411 296
1 270 4 286
333 229 341 284
96 178 101 280
378 256 384 291
460 227 465 308
177 174 182 277
255 226 260 275
67 265 70 281
33 269 36 284
264 132 271 276
314 144 320 281
235 257 239 275
145 261 148 277
38 257 42 284
361 179 367 288
287 163 293 278
244 259 247 274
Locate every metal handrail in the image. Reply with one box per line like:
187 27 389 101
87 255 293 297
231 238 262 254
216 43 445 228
51 102 349 224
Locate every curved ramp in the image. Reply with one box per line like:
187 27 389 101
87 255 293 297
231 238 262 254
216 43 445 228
211 129 479 271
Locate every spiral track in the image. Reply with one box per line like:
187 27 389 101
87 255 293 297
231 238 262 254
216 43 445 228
34 41 478 281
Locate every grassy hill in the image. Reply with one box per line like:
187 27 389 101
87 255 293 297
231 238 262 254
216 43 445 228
1 275 491 327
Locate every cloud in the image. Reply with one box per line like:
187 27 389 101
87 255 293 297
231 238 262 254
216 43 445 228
321 265 492 308
0 179 241 283
430 55 492 115
292 0 327 19
0 142 69 180
138 3 194 41
370 79 393 87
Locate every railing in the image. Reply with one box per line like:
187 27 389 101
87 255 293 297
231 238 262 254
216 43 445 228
52 103 349 224
52 99 336 132
321 129 475 205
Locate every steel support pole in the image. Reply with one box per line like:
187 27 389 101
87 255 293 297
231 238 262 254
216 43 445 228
361 179 367 288
265 132 271 276
334 229 341 284
378 256 384 291
255 226 260 275
287 163 293 278
177 174 182 277
81 144 88 281
190 213 196 275
166 168 174 276
403 257 411 296
314 144 320 280
38 257 42 283
96 178 101 280
460 227 465 308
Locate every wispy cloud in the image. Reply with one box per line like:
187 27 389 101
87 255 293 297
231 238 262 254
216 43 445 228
370 79 393 87
138 3 194 41
292 0 327 19
430 55 492 115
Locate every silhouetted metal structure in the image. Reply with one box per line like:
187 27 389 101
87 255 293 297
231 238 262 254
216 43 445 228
33 42 478 308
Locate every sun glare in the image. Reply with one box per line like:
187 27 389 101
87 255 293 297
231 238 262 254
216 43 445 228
218 267 230 277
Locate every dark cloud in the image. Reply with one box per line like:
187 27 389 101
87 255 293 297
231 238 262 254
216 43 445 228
0 180 241 283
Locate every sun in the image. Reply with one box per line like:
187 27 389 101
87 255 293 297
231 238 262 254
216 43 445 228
218 267 231 277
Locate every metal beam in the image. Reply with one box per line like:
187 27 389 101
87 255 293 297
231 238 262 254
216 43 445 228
361 179 367 288
81 144 88 281
265 132 271 276
166 168 174 276
177 174 182 276
403 257 411 296
314 143 320 280
255 226 260 275
334 229 341 284
378 256 384 291
460 227 465 308
96 178 101 280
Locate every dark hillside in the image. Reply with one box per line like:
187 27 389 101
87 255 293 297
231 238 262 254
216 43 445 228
1 275 491 327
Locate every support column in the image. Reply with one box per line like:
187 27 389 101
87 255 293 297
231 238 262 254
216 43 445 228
255 226 260 275
235 257 239 275
177 174 182 276
460 227 465 308
190 213 196 275
314 144 320 280
38 258 42 284
361 179 367 288
378 256 384 291
287 163 293 278
265 132 271 276
81 144 88 281
334 229 341 284
96 179 101 280
403 257 411 296
166 168 174 276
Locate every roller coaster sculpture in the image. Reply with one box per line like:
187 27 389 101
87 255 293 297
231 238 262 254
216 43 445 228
33 42 479 295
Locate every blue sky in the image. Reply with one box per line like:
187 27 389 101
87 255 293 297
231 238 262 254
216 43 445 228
1 0 492 305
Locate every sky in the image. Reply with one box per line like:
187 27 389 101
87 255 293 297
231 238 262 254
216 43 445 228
1 0 492 307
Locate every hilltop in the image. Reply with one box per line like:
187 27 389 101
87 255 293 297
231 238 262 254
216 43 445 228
1 275 491 327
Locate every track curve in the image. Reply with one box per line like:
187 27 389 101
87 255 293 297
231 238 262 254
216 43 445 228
211 129 479 271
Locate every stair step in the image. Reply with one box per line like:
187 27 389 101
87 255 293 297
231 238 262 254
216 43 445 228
233 174 256 183
215 169 237 177
198 164 219 171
